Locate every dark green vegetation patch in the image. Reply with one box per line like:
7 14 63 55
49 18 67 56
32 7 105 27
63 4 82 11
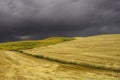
0 37 74 51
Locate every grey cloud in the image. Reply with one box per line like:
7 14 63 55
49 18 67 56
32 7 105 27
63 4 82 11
0 0 120 42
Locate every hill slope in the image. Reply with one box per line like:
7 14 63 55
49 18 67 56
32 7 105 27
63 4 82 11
23 34 120 72
0 34 120 80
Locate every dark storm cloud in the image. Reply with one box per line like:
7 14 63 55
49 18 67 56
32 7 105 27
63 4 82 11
0 0 120 42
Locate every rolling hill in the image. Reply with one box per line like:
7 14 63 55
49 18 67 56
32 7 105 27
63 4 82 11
0 34 120 80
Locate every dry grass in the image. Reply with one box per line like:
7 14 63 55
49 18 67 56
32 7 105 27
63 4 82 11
0 34 120 80
0 50 119 80
23 34 120 72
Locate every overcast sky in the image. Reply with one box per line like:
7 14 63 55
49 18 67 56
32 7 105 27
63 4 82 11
0 0 120 42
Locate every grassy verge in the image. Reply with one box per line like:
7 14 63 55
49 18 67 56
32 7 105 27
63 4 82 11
0 37 74 51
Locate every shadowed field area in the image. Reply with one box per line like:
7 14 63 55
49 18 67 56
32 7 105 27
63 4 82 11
0 34 120 80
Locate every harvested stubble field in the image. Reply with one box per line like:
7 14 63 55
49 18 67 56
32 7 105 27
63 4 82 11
0 34 120 80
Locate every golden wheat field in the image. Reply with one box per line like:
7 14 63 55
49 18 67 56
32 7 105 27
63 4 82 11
0 34 120 80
